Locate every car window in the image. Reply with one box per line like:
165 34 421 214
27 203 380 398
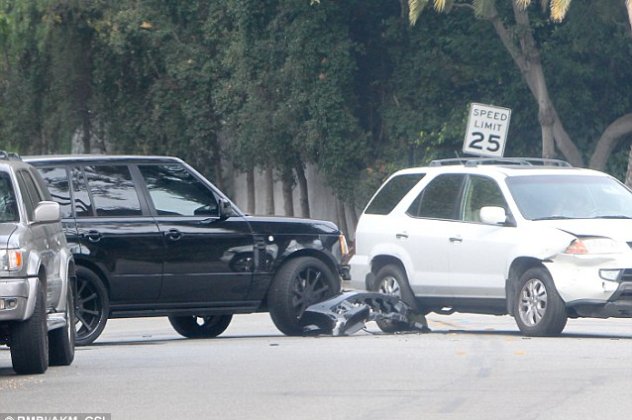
16 170 44 221
139 164 219 217
84 165 142 217
461 175 508 222
71 167 93 217
365 173 425 215
0 171 18 222
507 174 632 220
408 174 464 220
37 166 73 218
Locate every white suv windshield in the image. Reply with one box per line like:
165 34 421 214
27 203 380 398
507 174 632 220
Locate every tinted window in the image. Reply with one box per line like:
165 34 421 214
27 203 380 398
85 165 142 217
72 167 93 217
408 174 464 220
461 175 507 222
365 173 425 215
0 171 18 222
139 164 219 216
38 167 73 218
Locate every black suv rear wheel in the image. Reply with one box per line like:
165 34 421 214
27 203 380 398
75 267 109 345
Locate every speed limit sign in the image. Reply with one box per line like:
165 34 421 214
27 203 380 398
463 103 511 157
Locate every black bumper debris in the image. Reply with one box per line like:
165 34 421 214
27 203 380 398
299 291 430 336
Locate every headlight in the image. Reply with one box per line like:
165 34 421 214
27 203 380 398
564 238 621 255
339 234 349 257
0 249 23 271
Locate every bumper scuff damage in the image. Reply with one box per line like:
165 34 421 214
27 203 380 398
299 291 430 336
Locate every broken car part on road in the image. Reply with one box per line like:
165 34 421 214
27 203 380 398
299 291 430 336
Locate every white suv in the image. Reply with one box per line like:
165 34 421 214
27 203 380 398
349 158 632 336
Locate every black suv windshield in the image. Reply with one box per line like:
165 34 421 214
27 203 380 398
507 174 632 220
0 171 18 222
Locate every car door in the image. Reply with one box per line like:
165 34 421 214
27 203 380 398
15 168 63 307
447 174 516 299
399 173 466 297
137 163 255 304
75 164 164 303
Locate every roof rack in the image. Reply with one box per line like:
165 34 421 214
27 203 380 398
0 151 22 161
429 157 571 168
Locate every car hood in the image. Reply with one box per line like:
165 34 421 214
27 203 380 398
535 219 632 241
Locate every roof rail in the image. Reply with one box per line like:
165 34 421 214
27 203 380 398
0 151 22 161
429 157 571 168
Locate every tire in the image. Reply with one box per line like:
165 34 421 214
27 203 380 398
513 267 568 337
75 267 109 346
372 264 415 333
10 281 49 375
49 284 75 366
168 315 233 338
268 256 339 336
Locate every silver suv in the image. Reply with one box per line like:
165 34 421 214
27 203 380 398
0 152 75 374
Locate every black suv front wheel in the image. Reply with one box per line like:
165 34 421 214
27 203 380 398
268 257 339 336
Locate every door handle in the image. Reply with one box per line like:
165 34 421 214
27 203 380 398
164 229 182 241
449 236 463 243
396 232 409 239
81 230 102 243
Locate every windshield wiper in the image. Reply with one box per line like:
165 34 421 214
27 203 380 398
531 216 574 221
592 215 632 219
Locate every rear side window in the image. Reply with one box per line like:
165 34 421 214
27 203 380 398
408 174 465 220
84 165 142 217
139 164 219 217
365 173 425 215
37 166 73 218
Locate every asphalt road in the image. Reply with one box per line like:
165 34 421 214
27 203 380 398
1 313 631 420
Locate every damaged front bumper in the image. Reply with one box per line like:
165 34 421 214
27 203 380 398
299 291 430 336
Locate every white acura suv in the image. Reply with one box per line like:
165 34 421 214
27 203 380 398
349 158 632 336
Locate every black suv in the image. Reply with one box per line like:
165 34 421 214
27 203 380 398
25 155 350 344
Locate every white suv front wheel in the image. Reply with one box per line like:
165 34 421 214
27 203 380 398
373 264 414 333
514 267 568 336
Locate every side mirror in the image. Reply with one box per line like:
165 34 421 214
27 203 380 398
479 206 506 225
34 201 61 223
218 199 233 219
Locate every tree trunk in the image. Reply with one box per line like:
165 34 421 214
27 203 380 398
282 171 294 217
265 166 275 215
335 198 349 238
588 113 632 170
246 168 255 215
296 164 310 218
625 143 632 188
489 5 583 166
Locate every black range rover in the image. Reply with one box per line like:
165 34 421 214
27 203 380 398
25 155 350 344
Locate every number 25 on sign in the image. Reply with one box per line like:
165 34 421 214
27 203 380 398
463 103 511 158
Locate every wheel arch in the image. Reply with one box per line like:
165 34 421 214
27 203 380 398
74 258 111 297
506 257 547 315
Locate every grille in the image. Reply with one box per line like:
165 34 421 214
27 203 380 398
621 269 632 283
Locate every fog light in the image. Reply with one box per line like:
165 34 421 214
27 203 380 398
0 298 17 310
599 269 621 281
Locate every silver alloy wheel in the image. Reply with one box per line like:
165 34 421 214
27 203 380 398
378 275 401 297
518 278 548 326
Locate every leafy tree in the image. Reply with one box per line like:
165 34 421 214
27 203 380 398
408 0 632 170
